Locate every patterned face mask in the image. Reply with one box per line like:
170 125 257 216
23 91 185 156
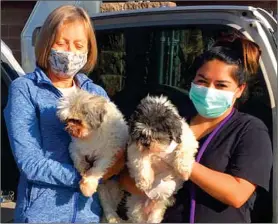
48 49 87 78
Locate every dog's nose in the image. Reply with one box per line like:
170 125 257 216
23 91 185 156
140 141 151 150
138 136 151 150
65 125 80 138
142 142 150 148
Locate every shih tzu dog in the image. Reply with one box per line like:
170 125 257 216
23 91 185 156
125 95 198 223
99 95 198 223
56 89 129 202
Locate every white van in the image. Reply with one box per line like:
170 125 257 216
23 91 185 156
1 2 277 222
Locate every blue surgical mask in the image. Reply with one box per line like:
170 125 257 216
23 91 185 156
189 83 235 118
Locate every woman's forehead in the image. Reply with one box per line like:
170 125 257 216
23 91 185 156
55 20 88 41
196 60 237 82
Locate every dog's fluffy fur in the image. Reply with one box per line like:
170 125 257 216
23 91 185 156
125 95 198 223
56 89 128 201
57 91 198 223
99 95 198 223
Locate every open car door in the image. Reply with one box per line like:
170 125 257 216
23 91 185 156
1 40 25 222
88 5 277 222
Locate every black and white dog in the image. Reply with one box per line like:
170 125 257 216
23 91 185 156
100 95 198 223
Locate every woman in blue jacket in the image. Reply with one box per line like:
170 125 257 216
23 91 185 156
4 5 122 223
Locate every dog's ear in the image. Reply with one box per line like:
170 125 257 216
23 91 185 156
161 107 183 144
85 96 107 129
88 107 107 130
170 118 183 144
128 111 138 138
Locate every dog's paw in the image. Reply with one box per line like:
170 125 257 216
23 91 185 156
179 170 191 181
80 177 98 197
80 171 87 177
145 179 176 200
137 178 153 191
107 215 122 223
175 164 193 181
174 153 195 181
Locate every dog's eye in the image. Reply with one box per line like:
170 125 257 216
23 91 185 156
67 119 82 124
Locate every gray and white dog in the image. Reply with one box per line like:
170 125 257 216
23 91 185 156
56 89 128 205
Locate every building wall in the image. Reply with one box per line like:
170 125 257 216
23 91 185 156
1 1 276 64
1 1 36 62
176 1 277 14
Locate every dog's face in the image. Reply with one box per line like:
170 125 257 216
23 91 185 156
57 89 107 139
129 95 183 153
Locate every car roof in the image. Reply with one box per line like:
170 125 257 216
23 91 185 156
91 5 257 19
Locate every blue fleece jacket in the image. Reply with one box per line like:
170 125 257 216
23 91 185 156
4 67 108 223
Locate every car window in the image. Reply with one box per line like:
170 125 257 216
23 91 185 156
91 25 267 97
91 25 228 96
89 25 271 121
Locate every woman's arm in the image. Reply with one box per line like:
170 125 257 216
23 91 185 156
119 168 146 196
119 158 255 207
102 149 125 181
4 81 81 188
189 162 256 208
182 118 272 208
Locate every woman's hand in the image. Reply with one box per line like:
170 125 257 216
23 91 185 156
103 149 125 181
119 167 146 196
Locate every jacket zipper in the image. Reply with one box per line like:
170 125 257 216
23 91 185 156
71 192 78 223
